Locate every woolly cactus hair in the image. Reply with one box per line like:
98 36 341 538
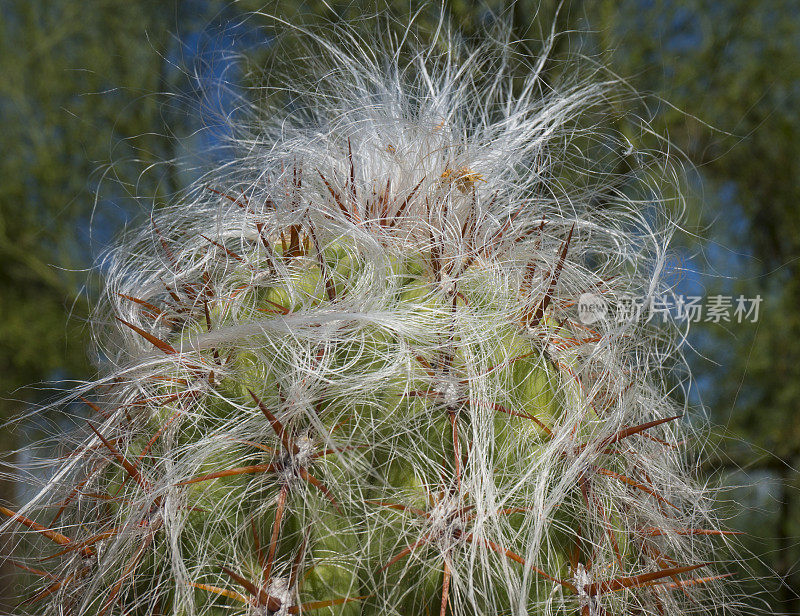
1 15 738 616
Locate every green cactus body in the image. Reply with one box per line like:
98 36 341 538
156 236 572 615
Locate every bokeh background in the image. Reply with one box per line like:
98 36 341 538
1 0 798 612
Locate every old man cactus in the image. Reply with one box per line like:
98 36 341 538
1 18 734 616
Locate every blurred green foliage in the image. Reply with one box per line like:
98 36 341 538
1 0 798 611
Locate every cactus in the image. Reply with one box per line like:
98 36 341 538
1 19 734 616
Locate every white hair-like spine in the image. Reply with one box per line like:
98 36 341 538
1 14 737 616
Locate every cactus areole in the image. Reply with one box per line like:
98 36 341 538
2 18 734 616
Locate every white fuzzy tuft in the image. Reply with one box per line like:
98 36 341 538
0 14 739 616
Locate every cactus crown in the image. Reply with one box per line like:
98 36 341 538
2 17 733 616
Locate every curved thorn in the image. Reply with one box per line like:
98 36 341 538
10 561 57 579
365 500 428 518
0 506 74 549
586 563 709 596
388 178 424 228
115 317 176 355
200 234 245 263
490 402 553 436
177 464 277 486
264 485 288 584
97 534 153 616
86 423 147 490
299 468 340 512
20 572 78 606
602 415 683 448
465 534 574 590
440 560 451 616
221 567 269 605
379 536 431 572
190 582 249 604
248 389 295 453
290 534 308 590
137 410 181 462
658 573 733 591
593 466 679 510
42 529 117 560
117 293 164 317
